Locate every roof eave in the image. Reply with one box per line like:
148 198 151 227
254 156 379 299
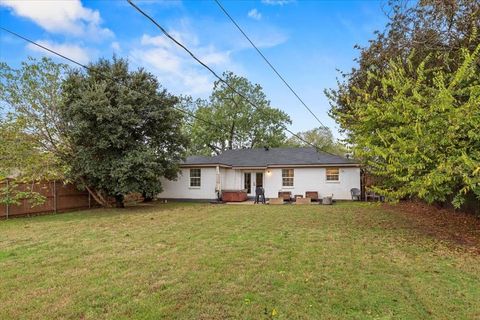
266 163 361 168
181 163 232 168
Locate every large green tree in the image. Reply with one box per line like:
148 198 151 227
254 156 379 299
327 0 480 208
327 0 480 124
330 49 480 207
0 57 70 161
1 57 68 206
0 117 55 207
186 71 291 155
61 58 188 207
283 127 347 156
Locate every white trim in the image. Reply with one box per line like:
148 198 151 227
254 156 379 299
180 163 361 168
267 163 360 168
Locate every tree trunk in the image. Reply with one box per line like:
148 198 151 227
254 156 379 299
114 194 125 208
228 121 235 150
142 191 153 202
84 183 110 207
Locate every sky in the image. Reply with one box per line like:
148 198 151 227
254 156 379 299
0 0 388 138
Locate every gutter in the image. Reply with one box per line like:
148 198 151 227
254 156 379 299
180 163 361 168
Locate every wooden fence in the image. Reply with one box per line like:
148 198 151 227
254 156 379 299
0 180 93 218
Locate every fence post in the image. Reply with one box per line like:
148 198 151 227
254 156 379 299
5 178 9 219
53 180 57 213
88 191 91 209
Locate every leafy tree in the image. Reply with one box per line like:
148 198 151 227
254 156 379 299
333 45 480 207
0 57 67 206
186 71 291 155
0 57 70 160
0 117 54 207
327 0 480 208
326 0 480 126
283 127 347 156
60 58 188 207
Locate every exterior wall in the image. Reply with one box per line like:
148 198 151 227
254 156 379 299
158 166 360 200
264 167 360 200
221 168 242 190
158 167 218 200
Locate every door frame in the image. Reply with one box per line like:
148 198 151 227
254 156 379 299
243 171 264 196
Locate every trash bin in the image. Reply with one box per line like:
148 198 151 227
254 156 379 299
322 196 333 205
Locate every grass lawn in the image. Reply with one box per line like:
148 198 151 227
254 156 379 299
1 202 479 319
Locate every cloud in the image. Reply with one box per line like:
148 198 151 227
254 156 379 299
245 27 289 49
27 40 90 64
131 33 233 96
0 0 113 40
261 0 295 5
111 41 121 52
248 8 262 20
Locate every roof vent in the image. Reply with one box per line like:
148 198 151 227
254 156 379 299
264 146 269 151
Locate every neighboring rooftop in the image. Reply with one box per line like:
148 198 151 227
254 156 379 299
183 147 359 167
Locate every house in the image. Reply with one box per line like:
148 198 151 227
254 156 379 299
158 147 361 201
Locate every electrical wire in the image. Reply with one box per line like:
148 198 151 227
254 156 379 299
0 26 222 132
214 0 330 131
127 0 321 150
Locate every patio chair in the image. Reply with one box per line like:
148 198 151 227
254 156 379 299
305 191 319 202
278 191 292 202
350 188 361 201
365 191 381 202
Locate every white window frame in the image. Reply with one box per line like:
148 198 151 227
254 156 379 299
282 169 294 187
189 168 201 188
326 168 340 182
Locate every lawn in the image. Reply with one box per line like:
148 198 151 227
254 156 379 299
1 202 479 319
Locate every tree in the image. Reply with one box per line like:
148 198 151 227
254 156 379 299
186 71 291 155
0 117 55 207
326 0 480 208
1 57 68 206
326 0 480 127
0 57 70 161
333 45 480 207
60 57 188 207
283 127 347 156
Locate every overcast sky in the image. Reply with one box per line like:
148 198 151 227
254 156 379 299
0 0 388 138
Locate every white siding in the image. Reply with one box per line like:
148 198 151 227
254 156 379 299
158 168 218 200
222 168 242 190
264 167 360 200
158 166 360 200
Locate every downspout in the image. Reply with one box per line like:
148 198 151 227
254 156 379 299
216 165 222 200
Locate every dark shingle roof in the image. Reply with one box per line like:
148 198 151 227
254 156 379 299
183 147 358 167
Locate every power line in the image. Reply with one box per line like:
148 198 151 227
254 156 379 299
214 0 330 131
0 26 221 132
127 0 321 150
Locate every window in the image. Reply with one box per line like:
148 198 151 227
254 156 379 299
282 169 294 187
190 168 201 187
244 173 251 193
326 168 339 181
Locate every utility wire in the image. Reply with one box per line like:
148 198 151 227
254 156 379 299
214 0 330 131
127 0 321 150
0 26 222 132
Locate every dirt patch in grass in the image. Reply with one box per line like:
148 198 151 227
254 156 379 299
383 201 480 253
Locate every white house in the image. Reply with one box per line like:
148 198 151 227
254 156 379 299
158 147 361 201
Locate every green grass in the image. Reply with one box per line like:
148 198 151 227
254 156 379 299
0 202 479 319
